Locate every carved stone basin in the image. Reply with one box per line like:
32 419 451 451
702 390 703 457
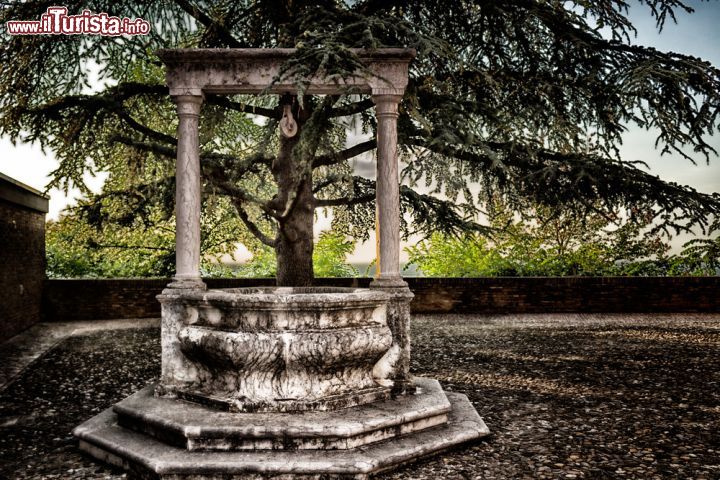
157 287 393 412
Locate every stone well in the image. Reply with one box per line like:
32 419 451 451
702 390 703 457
73 48 489 479
157 287 394 412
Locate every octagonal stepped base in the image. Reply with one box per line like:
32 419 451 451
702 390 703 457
74 378 489 479
113 379 451 451
114 378 449 451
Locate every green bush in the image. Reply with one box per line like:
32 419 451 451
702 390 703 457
406 204 718 277
234 230 358 278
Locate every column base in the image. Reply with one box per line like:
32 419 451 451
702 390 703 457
165 276 207 291
369 276 409 290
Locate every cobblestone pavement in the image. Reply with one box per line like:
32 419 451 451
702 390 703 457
0 319 159 392
0 314 718 479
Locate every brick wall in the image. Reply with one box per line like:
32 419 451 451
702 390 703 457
42 276 720 322
0 174 49 341
406 277 720 313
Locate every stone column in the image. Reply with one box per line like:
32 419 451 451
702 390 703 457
372 94 404 287
370 94 414 394
167 94 206 290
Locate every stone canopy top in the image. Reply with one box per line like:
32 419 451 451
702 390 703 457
156 48 416 97
158 47 415 294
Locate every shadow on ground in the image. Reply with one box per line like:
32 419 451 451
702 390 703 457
0 314 718 479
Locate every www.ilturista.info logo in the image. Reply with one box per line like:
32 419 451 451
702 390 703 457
6 6 150 36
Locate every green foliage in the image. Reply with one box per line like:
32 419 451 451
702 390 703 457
312 231 359 277
46 196 245 278
36 49 267 279
234 230 358 278
46 219 102 278
3 1 720 282
234 246 277 278
405 234 504 277
407 201 718 277
667 220 720 275
46 212 175 278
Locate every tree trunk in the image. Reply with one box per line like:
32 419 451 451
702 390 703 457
275 174 315 286
272 98 315 287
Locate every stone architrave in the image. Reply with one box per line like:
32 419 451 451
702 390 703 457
73 49 490 479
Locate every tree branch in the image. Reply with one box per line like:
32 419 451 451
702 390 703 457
111 135 279 246
27 82 168 118
91 243 172 252
172 0 243 47
111 135 272 176
202 162 280 219
315 193 376 208
313 139 377 168
330 98 375 117
116 110 177 145
111 136 277 218
111 135 176 158
313 174 351 193
205 95 280 119
232 202 277 248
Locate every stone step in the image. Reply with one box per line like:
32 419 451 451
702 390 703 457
74 386 489 479
113 377 452 451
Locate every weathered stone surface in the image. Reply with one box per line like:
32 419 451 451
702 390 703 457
73 383 489 479
157 48 415 97
166 95 206 291
372 95 403 285
114 378 450 451
157 287 394 412
369 283 414 395
68 47 490 480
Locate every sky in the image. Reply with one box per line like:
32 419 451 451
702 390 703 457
617 1 720 197
1 2 719 263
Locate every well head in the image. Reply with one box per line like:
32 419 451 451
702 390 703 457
158 286 394 412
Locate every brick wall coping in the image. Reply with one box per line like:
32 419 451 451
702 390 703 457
0 172 49 213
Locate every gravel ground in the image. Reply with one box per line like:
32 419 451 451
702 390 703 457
0 314 718 479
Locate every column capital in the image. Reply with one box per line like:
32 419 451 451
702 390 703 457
173 94 204 117
372 94 403 117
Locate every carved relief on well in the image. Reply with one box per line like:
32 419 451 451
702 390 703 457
157 287 394 412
